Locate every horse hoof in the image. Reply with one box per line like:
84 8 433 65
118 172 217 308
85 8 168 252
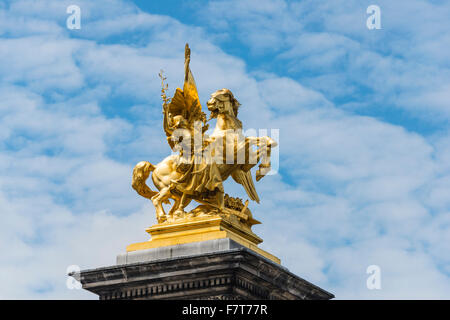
174 210 185 218
157 215 167 223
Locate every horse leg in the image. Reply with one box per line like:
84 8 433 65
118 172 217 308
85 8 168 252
255 138 274 181
151 186 171 223
242 137 273 181
174 193 192 217
241 138 264 172
168 195 180 218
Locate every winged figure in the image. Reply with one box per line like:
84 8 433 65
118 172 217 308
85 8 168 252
132 44 277 227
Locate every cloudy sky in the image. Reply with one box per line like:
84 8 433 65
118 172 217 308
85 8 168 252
0 0 449 299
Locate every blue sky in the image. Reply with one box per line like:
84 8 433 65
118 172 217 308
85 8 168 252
0 0 449 299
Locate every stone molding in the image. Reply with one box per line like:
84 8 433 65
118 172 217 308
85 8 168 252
76 246 334 300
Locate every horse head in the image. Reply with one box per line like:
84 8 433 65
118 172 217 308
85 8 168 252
207 88 241 119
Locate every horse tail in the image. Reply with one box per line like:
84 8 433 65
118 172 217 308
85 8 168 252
132 161 158 200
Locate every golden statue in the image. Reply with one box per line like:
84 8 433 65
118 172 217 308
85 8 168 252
129 44 279 263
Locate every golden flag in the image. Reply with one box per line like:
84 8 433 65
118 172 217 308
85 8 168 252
183 43 202 113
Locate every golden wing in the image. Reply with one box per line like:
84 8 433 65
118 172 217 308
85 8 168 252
162 43 207 150
231 169 260 203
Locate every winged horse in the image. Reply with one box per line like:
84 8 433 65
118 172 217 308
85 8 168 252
132 44 277 223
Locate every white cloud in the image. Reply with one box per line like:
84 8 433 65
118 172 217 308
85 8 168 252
201 0 450 122
0 0 449 300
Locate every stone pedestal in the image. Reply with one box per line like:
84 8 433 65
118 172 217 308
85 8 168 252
126 215 280 264
75 238 334 300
